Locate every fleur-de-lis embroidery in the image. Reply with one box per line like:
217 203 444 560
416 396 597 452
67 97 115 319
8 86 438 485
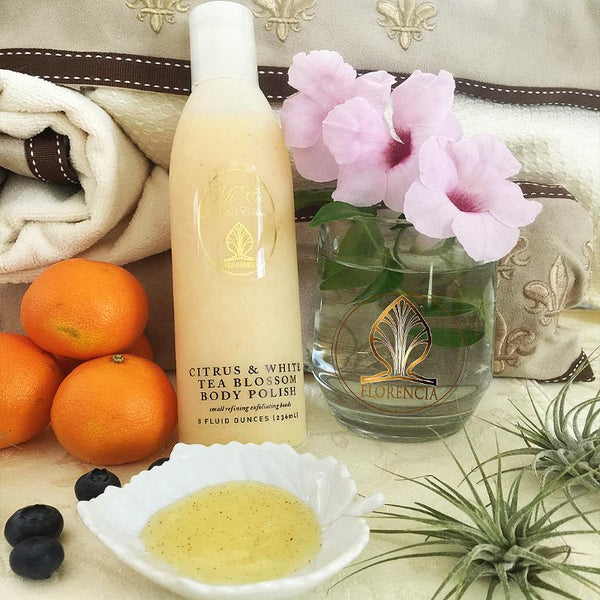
251 0 316 42
498 236 531 281
493 311 536 374
376 0 437 51
583 240 593 272
523 255 569 326
125 0 189 34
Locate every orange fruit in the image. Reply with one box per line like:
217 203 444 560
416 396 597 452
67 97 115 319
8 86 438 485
53 354 83 378
122 334 153 361
53 334 154 376
51 354 177 465
21 259 149 360
0 333 63 449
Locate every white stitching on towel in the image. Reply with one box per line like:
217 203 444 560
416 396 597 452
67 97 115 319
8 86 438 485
27 138 49 183
0 51 190 69
55 133 78 185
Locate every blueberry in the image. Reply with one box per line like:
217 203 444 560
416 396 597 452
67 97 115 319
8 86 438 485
148 457 169 470
4 505 64 547
10 536 64 579
74 468 121 501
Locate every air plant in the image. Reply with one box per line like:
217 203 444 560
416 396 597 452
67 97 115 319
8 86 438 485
488 371 599 493
345 434 600 600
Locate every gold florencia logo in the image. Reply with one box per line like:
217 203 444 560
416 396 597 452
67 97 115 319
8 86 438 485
361 295 437 386
224 222 255 270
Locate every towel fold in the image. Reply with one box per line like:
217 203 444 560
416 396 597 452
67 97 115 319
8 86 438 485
0 69 170 283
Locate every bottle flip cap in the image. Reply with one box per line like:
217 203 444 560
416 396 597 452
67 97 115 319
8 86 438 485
189 1 258 86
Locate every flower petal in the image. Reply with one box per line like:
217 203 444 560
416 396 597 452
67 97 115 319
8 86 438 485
436 112 462 140
322 97 390 165
383 152 420 212
404 181 459 238
451 212 520 262
291 136 339 183
281 93 329 149
407 109 463 149
351 71 396 112
288 50 356 108
417 137 458 192
449 135 521 182
486 180 543 227
332 163 387 206
391 70 456 134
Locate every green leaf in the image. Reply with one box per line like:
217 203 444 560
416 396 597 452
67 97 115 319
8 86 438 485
418 298 477 318
429 327 485 348
309 200 377 227
293 189 333 212
319 219 384 291
320 258 380 291
351 268 404 304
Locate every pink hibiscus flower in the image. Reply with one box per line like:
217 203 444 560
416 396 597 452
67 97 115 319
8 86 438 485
404 136 543 262
281 50 395 182
320 70 461 208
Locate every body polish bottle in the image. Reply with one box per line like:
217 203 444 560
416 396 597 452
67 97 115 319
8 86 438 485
169 1 306 445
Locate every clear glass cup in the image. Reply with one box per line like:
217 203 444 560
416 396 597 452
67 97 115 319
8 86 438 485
310 215 496 442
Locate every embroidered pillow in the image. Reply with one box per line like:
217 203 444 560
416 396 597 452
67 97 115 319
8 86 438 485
493 187 594 381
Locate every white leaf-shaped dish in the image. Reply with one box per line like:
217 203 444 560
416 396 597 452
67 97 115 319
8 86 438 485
77 442 384 600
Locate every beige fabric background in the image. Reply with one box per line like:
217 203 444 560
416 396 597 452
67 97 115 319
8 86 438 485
2 0 599 88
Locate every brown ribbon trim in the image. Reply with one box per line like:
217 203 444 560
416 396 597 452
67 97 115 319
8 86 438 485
25 128 80 187
536 350 595 383
1 48 599 111
516 181 576 201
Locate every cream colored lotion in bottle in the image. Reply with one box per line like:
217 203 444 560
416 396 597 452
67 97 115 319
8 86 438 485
169 1 306 445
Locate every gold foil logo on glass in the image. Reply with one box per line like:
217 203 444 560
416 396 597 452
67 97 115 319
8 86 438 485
360 295 437 386
198 168 276 278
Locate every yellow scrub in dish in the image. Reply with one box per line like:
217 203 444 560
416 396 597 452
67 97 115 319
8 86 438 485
141 481 321 584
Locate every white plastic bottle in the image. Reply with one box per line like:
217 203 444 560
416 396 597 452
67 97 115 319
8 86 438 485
169 1 306 445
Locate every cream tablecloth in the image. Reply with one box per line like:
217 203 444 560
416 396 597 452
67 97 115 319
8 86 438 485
1 310 599 600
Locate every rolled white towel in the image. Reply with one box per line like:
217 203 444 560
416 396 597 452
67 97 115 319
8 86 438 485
0 70 170 283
